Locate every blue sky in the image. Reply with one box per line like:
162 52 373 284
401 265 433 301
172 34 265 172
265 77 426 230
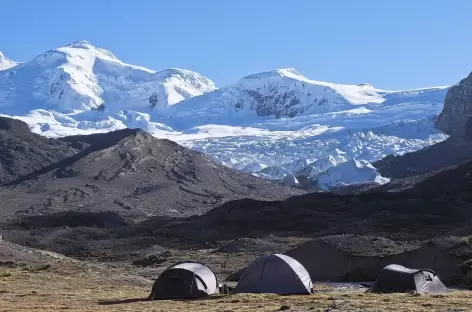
1 0 471 89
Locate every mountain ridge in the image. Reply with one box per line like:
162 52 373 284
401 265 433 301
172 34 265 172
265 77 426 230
0 116 302 219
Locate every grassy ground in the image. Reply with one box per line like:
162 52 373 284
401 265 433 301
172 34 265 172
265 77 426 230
1 267 472 312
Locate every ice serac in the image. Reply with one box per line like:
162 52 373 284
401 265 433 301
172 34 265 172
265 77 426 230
316 159 389 190
0 41 216 114
0 51 18 71
253 165 300 186
242 162 267 173
296 155 346 179
436 72 472 136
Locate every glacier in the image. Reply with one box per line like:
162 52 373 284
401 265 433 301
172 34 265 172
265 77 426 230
0 41 450 189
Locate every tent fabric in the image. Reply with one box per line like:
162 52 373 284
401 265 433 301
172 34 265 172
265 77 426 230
170 262 219 294
234 254 312 295
149 261 219 300
369 264 447 294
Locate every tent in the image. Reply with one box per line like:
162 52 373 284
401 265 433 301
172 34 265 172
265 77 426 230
234 254 312 295
369 264 447 294
149 261 219 300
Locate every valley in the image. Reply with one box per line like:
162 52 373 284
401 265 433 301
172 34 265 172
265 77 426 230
1 37 472 311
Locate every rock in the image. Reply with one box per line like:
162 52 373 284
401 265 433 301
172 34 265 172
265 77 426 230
437 72 472 135
0 260 16 267
463 117 472 141
0 117 30 133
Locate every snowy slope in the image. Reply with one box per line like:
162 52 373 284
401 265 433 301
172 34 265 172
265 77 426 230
0 42 451 189
0 41 215 114
0 52 18 71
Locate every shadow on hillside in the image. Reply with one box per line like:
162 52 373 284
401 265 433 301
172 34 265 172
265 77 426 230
97 295 226 305
97 298 148 305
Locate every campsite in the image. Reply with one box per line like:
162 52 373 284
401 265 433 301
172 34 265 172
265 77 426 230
2 1 472 311
2 238 472 311
2 258 472 312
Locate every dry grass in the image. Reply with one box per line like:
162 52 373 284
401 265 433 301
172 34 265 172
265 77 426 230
1 268 472 312
463 235 472 245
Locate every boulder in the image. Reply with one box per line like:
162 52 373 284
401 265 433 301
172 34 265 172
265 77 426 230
437 72 472 135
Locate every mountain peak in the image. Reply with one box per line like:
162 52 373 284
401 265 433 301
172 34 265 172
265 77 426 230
241 68 306 82
275 68 304 77
66 40 93 48
60 40 119 61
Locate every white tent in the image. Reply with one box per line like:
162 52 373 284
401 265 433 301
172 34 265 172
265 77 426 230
369 264 448 294
234 254 312 295
149 261 219 300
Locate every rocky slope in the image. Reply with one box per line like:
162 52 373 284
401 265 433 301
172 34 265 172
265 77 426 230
437 72 472 135
373 154 472 194
0 117 78 184
0 117 302 220
373 134 472 179
168 136 472 241
374 72 472 180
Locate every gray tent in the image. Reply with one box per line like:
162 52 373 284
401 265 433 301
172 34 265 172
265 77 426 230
234 254 312 295
369 264 447 294
149 261 219 300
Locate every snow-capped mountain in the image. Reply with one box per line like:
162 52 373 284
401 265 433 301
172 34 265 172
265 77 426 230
0 41 452 189
0 41 215 114
156 68 447 129
0 52 18 71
